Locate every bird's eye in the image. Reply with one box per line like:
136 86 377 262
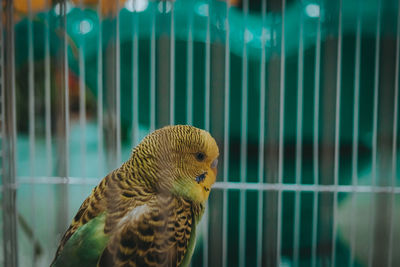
195 152 206 162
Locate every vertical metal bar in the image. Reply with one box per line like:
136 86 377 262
57 0 70 232
2 0 18 265
203 1 211 265
132 5 139 146
45 0 52 177
43 2 53 254
257 1 267 266
28 0 35 180
28 1 35 167
276 0 286 265
388 1 400 265
0 0 4 167
27 0 37 264
331 1 343 265
293 5 304 266
205 0 211 132
368 1 381 265
169 1 175 125
311 2 322 266
116 0 121 165
150 5 156 132
349 2 362 265
239 0 248 266
97 0 104 175
186 1 193 126
79 0 87 178
0 0 3 145
0 12 3 256
64 0 70 182
222 1 231 267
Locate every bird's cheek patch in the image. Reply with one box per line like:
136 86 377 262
195 172 207 184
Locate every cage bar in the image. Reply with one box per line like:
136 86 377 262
205 0 211 132
331 0 343 265
186 2 194 126
56 0 71 234
14 177 400 193
2 0 18 265
132 2 139 146
349 2 362 265
256 0 267 266
276 0 286 265
97 0 105 176
368 0 382 265
238 0 248 266
79 0 87 178
63 0 70 180
43 1 54 261
45 0 52 177
28 0 35 182
388 1 400 265
222 2 231 267
150 5 156 132
203 1 211 264
169 1 175 125
27 0 37 263
311 1 322 265
293 5 304 266
116 0 122 165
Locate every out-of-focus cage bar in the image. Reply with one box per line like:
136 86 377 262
2 0 19 266
2 0 400 266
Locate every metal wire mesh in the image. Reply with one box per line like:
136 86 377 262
2 0 400 266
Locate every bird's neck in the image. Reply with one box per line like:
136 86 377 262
122 151 160 190
163 193 205 220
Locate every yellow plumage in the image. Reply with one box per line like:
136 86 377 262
51 125 219 267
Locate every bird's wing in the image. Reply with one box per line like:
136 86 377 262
97 196 195 267
52 175 110 264
51 213 109 267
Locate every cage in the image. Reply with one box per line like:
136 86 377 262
1 0 400 266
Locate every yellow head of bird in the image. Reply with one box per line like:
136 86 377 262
132 125 219 204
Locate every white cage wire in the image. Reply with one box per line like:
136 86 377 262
1 0 400 266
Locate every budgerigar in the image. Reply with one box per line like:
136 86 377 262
51 125 219 267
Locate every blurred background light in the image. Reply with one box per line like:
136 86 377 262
305 3 320 18
195 2 209 17
124 0 148 13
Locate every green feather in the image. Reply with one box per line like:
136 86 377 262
51 213 109 267
179 213 201 267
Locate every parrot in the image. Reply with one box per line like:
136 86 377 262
51 125 219 267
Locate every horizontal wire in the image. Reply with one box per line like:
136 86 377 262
13 177 400 193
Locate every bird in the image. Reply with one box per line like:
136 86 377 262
51 125 219 267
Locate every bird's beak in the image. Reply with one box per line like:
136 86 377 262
210 158 218 177
211 158 218 169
